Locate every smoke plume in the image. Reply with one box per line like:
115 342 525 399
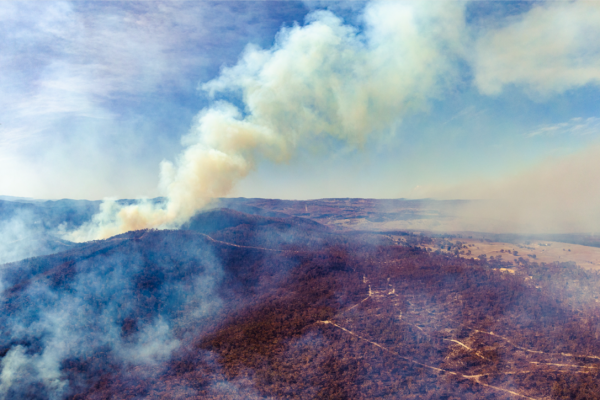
67 2 466 241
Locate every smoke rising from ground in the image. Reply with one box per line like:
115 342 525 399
0 212 40 266
0 232 224 398
61 0 600 241
416 145 600 234
66 2 466 241
0 208 74 267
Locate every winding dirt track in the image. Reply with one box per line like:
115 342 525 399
317 320 540 400
197 232 295 252
403 317 600 367
197 232 600 398
135 230 598 396
321 282 600 399
473 329 600 361
133 229 298 253
392 299 600 365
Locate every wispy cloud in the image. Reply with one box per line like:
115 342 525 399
442 105 487 126
3 0 600 204
1 2 222 143
527 117 600 138
0 1 295 198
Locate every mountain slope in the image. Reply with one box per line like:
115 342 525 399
2 208 600 399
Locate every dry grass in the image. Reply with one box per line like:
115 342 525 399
427 239 600 271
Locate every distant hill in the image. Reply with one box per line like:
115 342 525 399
0 197 168 233
183 207 323 234
182 207 331 249
0 195 45 202
216 197 474 232
4 196 600 267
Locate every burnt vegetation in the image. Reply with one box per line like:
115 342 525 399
2 206 600 399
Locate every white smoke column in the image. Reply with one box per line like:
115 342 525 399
67 2 466 241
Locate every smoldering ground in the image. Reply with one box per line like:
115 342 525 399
0 209 310 399
0 231 225 398
0 211 49 266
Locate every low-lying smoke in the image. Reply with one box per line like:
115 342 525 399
66 2 466 242
0 233 224 397
0 212 39 265
0 209 73 266
418 145 600 234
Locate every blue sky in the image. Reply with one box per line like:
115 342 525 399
1 0 600 205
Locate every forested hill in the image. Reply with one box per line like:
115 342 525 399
2 208 600 398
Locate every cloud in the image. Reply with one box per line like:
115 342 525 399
0 1 291 199
473 1 600 96
442 105 487 126
66 1 468 241
0 1 265 117
528 117 600 137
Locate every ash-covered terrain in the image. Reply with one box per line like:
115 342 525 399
2 197 600 399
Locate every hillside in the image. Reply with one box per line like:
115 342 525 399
0 197 165 263
2 208 600 399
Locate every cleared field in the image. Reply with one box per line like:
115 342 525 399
425 238 600 270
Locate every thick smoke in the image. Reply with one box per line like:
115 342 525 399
67 2 466 241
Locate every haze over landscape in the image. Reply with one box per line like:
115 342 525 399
2 0 600 235
2 1 600 399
